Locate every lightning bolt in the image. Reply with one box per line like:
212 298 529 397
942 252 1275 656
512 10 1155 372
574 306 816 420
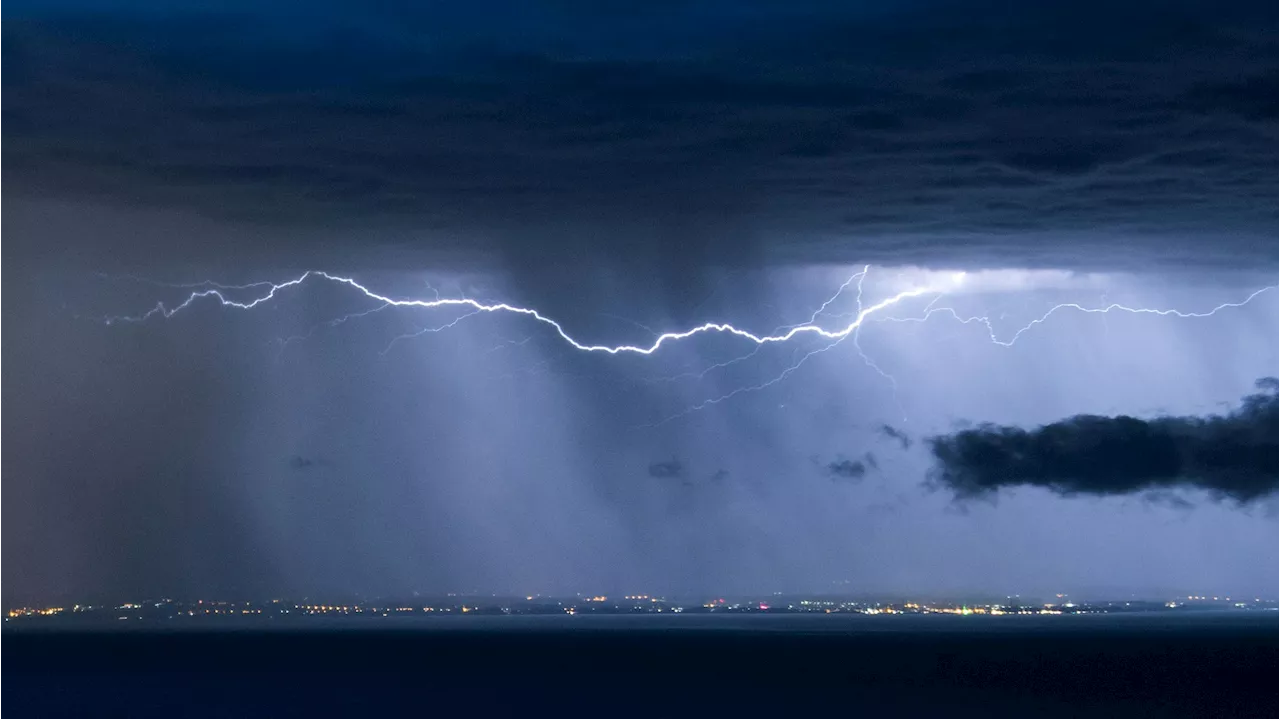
482 336 533 355
850 270 908 422
639 268 867 386
873 285 1277 347
643 267 917 424
638 344 766 386
274 304 393 361
644 336 850 427
380 309 484 356
106 269 935 355
102 268 1277 422
641 267 912 421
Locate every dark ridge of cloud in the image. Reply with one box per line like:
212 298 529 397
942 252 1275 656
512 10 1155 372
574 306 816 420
926 378 1280 504
647 459 684 479
827 458 869 481
711 469 730 482
878 424 913 450
2 0 1275 273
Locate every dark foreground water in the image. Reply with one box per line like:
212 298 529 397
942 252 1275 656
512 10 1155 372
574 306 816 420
5 612 1276 717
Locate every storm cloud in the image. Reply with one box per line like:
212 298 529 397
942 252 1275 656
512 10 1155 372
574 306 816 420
827 459 869 481
3 0 1275 273
2 0 1276 606
926 378 1280 504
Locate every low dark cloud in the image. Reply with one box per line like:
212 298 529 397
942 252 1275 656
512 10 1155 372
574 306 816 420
878 424 913 450
926 379 1280 504
2 0 1275 273
827 452 879 481
828 459 868 480
288 456 328 471
648 459 684 479
288 456 314 470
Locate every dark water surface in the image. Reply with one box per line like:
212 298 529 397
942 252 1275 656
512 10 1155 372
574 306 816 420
6 612 1276 717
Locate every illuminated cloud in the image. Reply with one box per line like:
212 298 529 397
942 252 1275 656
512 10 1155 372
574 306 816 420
877 268 1113 295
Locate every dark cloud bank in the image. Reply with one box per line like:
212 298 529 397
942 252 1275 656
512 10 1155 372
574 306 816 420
927 379 1280 504
3 0 1276 272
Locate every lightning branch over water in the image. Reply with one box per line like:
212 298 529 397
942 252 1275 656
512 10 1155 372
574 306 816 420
380 309 485 356
274 304 393 361
101 267 1277 420
104 269 936 354
640 267 910 424
639 268 867 386
869 286 1277 347
643 335 852 427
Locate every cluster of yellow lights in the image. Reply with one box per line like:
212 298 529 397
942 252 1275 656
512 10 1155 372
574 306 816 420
189 608 264 615
927 607 982 615
7 607 65 618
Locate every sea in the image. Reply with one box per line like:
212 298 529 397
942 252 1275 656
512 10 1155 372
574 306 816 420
5 611 1276 717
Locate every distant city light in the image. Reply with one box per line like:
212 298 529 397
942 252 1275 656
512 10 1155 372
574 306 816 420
4 592 1272 624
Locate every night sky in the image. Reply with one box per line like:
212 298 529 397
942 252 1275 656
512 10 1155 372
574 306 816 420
3 0 1276 605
